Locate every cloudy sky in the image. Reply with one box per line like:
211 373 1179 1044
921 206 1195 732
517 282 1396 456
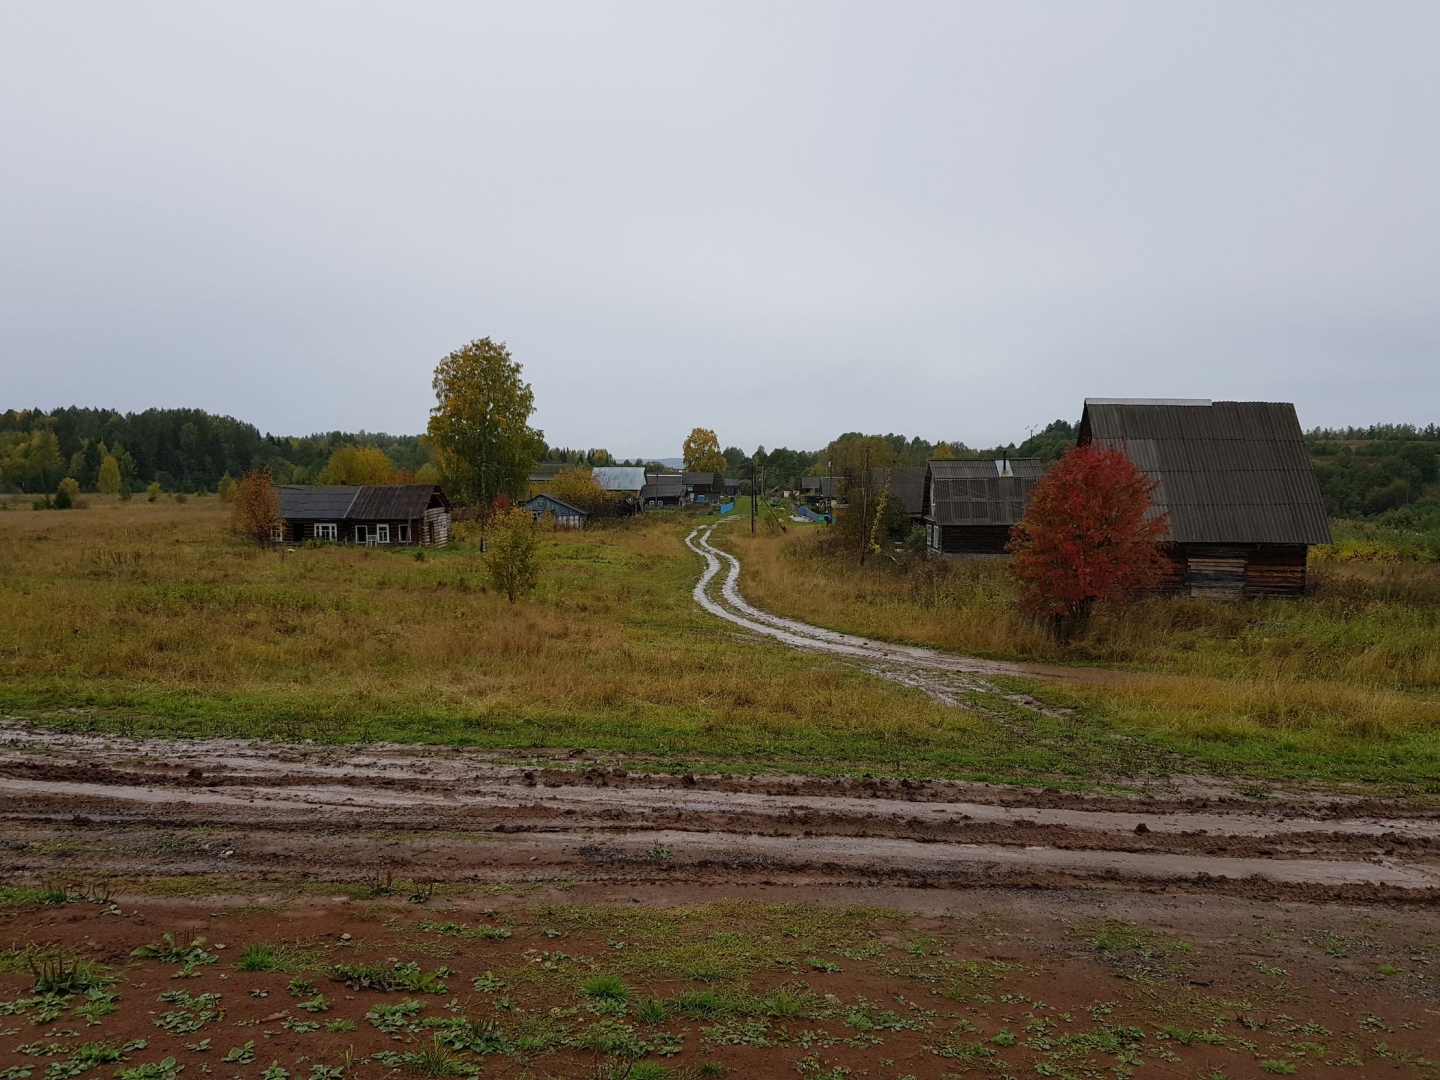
2 3 1437 457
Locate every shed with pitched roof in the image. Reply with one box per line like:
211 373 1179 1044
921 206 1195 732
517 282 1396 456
922 458 1046 554
1077 398 1331 597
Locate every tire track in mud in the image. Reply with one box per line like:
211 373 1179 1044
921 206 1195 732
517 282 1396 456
4 722 1438 898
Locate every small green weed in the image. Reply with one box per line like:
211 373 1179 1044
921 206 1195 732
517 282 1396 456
331 961 448 993
115 1059 182 1080
131 934 215 975
582 975 631 1003
633 999 669 1024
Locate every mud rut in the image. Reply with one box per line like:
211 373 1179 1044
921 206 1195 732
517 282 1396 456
0 526 1436 904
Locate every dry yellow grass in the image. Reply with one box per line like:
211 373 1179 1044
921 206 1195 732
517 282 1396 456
716 524 1440 779
0 496 1018 774
4 496 1438 785
722 526 1440 692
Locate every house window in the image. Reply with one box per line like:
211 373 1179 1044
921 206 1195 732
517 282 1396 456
397 523 411 543
354 524 369 544
270 524 284 542
315 523 337 541
376 524 390 544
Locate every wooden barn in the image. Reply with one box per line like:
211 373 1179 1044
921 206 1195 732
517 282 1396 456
922 458 1046 554
1077 398 1332 598
275 484 452 546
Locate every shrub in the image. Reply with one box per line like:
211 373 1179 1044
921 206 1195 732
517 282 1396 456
486 507 541 602
230 467 280 545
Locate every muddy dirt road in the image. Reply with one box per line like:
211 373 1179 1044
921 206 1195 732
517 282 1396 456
4 722 1438 901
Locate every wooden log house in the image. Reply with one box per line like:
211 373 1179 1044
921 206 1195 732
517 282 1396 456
274 484 452 546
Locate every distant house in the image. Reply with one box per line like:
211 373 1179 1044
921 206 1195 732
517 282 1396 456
723 477 740 498
275 484 452 546
641 473 685 508
799 476 839 507
871 466 927 524
592 466 648 496
527 463 569 494
1077 398 1332 597
922 458 1045 555
682 472 715 502
525 492 588 529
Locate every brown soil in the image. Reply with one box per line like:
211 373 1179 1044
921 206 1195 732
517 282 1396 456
4 887 1438 1079
4 723 1440 1076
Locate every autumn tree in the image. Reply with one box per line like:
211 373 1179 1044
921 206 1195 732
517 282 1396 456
486 507 541 602
427 338 546 510
1007 443 1170 640
96 454 122 495
682 428 728 474
231 466 281 545
317 444 395 485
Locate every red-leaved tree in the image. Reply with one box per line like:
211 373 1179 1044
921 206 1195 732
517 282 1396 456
1007 443 1170 639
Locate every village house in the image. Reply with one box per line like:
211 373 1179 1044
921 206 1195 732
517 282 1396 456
275 484 452 546
641 472 685 508
799 475 839 508
682 471 716 503
524 492 588 529
1077 398 1332 597
922 458 1046 555
527 463 568 495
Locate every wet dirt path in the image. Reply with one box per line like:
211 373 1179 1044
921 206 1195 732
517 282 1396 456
4 722 1438 899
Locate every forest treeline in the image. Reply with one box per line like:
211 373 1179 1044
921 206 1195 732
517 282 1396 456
3 406 1437 521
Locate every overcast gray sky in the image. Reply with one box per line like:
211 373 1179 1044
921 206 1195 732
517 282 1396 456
2 3 1437 457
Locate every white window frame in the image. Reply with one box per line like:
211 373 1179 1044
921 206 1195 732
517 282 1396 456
315 523 337 541
270 524 284 542
376 524 390 544
396 523 410 544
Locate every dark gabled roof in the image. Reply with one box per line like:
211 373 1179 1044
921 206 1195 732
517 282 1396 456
525 493 588 517
926 473 1039 527
872 466 927 515
1077 399 1332 546
277 486 360 520
928 458 1046 480
529 463 569 483
642 474 685 498
801 476 839 496
682 471 714 486
350 485 449 520
277 484 448 522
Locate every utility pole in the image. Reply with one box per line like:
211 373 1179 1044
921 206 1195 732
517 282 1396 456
750 459 756 534
859 446 870 565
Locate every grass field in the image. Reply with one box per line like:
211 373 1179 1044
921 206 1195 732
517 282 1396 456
3 496 1439 790
718 522 1440 790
